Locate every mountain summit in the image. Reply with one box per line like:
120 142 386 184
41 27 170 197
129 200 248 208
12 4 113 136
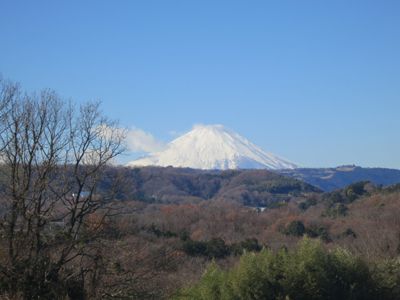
127 124 297 170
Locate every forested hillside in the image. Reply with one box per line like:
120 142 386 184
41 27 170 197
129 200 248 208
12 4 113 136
64 180 400 298
99 166 321 207
2 159 400 298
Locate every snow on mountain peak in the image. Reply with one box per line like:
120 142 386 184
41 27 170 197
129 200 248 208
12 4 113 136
127 124 297 170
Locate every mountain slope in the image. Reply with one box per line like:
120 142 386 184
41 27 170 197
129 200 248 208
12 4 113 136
128 125 297 170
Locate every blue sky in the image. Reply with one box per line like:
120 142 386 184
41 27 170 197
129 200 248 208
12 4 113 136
1 1 399 168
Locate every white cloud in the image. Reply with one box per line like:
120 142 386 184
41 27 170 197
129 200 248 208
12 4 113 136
126 127 166 153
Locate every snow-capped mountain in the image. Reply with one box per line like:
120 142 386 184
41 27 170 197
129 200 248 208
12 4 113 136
127 124 297 170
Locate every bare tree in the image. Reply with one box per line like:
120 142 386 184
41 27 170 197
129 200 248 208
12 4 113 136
0 80 125 299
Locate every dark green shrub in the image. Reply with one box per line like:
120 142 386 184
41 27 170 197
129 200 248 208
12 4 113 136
340 228 357 239
174 238 382 300
324 203 348 217
231 238 262 255
147 223 177 238
182 238 230 259
298 198 318 211
283 220 306 237
345 181 370 201
182 239 207 257
306 225 331 242
205 238 230 259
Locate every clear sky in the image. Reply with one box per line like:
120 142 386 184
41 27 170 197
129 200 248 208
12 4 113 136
1 1 399 168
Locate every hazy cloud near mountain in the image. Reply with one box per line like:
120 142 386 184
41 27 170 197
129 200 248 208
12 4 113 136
126 127 166 153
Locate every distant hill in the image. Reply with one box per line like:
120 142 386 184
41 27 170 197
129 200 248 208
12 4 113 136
102 167 320 207
279 166 400 191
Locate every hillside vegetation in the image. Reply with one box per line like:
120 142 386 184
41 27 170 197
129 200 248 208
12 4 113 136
175 238 400 300
1 162 400 298
57 179 400 298
100 166 321 207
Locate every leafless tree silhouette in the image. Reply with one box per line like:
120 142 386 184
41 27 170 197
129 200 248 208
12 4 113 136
0 79 125 299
